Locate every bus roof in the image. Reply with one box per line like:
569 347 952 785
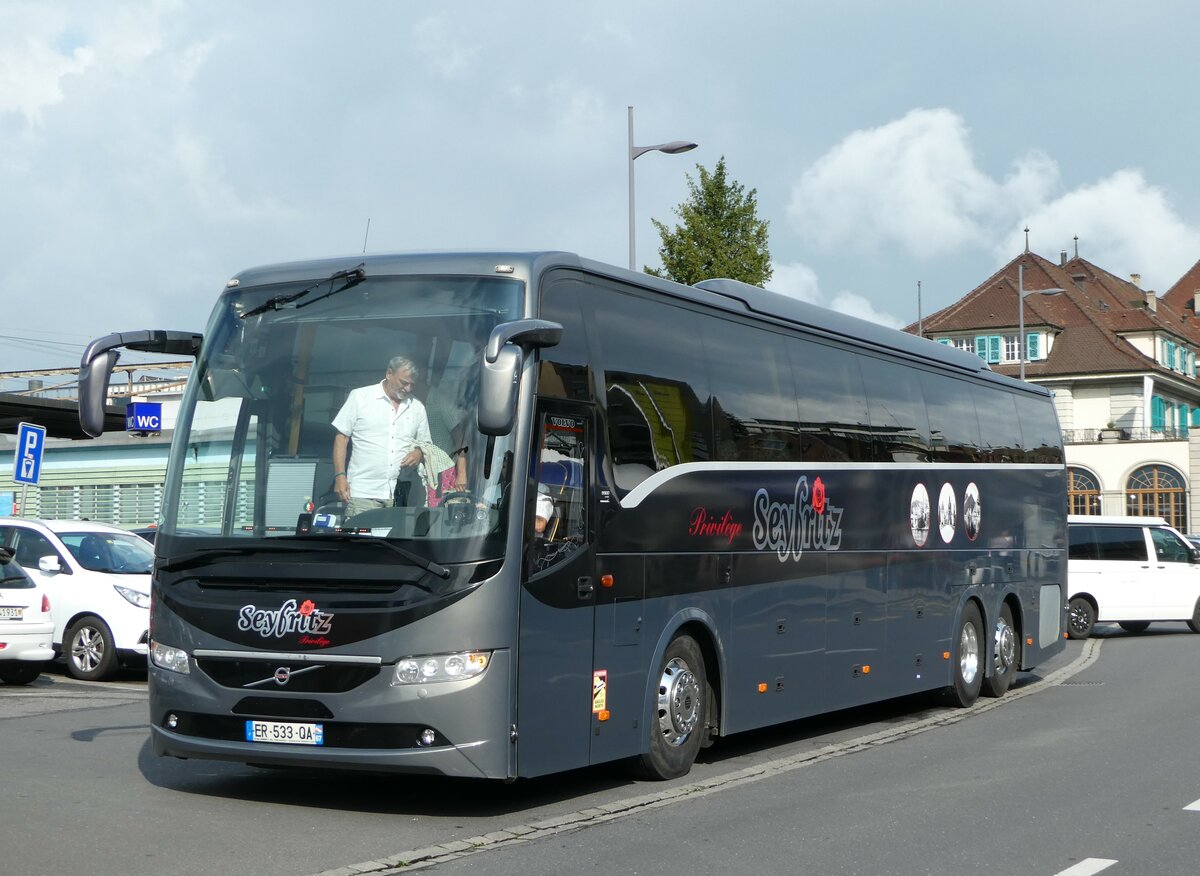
224 250 1047 395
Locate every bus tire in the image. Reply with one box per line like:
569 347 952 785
947 602 983 708
982 602 1017 698
65 615 118 681
636 634 706 780
1067 597 1096 639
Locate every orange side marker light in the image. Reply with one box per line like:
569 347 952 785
943 651 951 660
598 710 610 722
757 682 768 693
600 574 614 588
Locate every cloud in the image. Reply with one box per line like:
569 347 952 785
768 260 905 329
787 108 1058 259
997 169 1200 291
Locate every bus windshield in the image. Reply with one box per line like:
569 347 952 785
159 271 524 564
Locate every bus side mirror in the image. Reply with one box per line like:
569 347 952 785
78 330 203 437
479 346 523 436
477 319 562 437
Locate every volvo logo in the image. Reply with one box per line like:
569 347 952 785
273 667 292 685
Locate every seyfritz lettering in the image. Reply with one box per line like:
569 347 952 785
752 476 843 562
238 598 334 640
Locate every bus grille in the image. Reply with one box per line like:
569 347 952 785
196 658 380 693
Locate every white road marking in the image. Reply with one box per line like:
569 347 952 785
1185 798 1200 811
1053 860 1118 876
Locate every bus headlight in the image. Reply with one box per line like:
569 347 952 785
392 651 490 685
150 640 190 674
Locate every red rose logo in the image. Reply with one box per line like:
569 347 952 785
812 477 826 515
298 600 316 617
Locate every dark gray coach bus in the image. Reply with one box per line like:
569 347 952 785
78 251 1067 781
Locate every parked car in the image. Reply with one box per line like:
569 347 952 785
0 519 152 680
131 525 208 544
0 547 55 685
1067 514 1200 638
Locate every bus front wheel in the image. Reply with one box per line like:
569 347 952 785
636 635 706 781
947 602 983 708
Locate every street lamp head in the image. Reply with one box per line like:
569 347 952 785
631 140 699 161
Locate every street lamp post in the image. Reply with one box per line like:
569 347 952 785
1017 262 1064 380
628 106 697 271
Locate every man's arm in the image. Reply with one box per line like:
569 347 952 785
332 432 351 502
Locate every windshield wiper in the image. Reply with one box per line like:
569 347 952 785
158 542 341 573
282 533 450 581
240 264 366 319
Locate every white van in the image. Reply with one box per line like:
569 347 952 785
1067 515 1200 638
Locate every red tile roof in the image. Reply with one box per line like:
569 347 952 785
906 251 1200 383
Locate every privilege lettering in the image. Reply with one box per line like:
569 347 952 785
688 508 744 544
238 598 335 639
752 476 844 562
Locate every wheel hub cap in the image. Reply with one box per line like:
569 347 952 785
994 619 1016 672
960 622 980 685
656 657 700 747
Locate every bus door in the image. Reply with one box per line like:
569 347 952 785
515 403 596 777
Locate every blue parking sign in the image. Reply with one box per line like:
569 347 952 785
14 422 47 485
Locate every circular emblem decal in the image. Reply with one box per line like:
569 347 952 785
910 484 930 547
938 483 957 544
963 482 981 542
273 667 292 685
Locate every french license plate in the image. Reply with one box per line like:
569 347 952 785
0 606 23 620
245 720 324 746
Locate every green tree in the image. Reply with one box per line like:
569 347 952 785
646 156 772 286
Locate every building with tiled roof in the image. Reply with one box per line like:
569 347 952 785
907 248 1200 531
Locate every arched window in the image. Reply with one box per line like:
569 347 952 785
1067 467 1101 516
1126 464 1187 531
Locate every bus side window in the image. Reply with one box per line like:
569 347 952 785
529 412 587 574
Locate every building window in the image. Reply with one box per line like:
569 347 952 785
1126 464 1187 531
1068 467 1102 516
952 337 974 354
1003 334 1019 361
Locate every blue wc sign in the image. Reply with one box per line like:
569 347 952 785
126 402 163 434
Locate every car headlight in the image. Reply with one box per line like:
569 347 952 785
150 640 190 674
114 585 151 608
392 651 490 685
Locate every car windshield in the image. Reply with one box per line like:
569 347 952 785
160 271 524 566
59 531 155 574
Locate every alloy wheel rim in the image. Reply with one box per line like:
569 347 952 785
656 656 700 747
71 627 103 673
960 622 980 685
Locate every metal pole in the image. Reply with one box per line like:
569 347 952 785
628 106 636 271
1018 262 1026 380
917 280 923 336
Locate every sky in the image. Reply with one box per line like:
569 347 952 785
4 0 1200 388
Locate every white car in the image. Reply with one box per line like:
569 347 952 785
0 518 152 680
1067 515 1200 638
0 547 55 685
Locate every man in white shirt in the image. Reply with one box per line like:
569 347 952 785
331 355 433 517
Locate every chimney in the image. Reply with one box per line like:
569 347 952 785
1145 290 1157 312
1060 250 1068 266
1130 273 1141 287
1194 289 1200 314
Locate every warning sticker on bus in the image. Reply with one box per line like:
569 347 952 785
592 670 607 712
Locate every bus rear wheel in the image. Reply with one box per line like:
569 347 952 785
947 602 983 707
636 634 706 781
982 602 1017 698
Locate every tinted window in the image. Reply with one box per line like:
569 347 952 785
9 529 58 570
922 373 982 463
1069 525 1148 561
537 278 593 402
705 320 800 462
790 339 873 462
591 286 712 492
1150 527 1192 563
974 390 1025 463
860 357 930 462
1015 393 1064 465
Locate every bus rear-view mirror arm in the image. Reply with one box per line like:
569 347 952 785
478 319 562 437
79 329 204 438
